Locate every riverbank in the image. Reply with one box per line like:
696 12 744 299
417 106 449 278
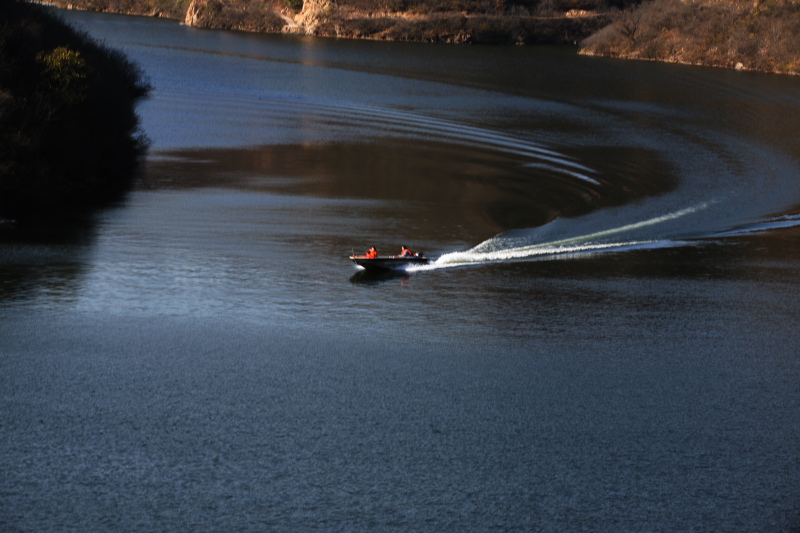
45 0 799 73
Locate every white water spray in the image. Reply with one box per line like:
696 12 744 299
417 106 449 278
412 202 714 270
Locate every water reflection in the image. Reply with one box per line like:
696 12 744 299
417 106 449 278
0 217 99 304
143 140 676 243
349 268 412 285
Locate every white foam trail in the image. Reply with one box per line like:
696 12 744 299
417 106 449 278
525 202 712 248
414 202 712 270
709 213 800 237
410 239 691 271
414 204 800 272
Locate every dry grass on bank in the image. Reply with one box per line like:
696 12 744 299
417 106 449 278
313 11 609 43
580 0 800 74
50 0 615 43
58 0 287 31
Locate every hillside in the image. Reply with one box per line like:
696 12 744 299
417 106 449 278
48 0 618 44
580 0 800 75
46 0 799 73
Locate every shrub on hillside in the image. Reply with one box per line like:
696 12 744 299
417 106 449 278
391 14 469 41
189 0 286 31
342 0 542 15
347 16 397 38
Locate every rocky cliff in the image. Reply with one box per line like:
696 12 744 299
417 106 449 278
51 0 609 44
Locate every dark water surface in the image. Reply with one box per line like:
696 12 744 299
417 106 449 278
2 9 800 532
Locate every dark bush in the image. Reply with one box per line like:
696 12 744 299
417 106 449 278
0 0 151 222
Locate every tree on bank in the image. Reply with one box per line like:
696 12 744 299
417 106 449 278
0 0 151 223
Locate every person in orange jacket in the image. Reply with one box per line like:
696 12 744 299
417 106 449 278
400 246 413 257
366 246 378 258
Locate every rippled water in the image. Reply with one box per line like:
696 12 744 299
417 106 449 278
2 9 800 532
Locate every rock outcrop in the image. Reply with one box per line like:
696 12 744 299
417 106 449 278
292 0 335 35
185 0 221 28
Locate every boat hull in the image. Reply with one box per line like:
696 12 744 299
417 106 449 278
350 255 430 271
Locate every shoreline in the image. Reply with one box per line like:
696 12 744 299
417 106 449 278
46 0 798 75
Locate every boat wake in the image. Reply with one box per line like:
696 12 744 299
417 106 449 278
131 42 800 274
410 209 800 271
707 213 800 238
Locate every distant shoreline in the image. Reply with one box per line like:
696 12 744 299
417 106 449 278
46 0 798 75
49 0 611 45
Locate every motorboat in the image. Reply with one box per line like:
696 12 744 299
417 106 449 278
350 254 430 272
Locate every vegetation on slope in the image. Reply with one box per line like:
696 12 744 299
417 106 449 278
0 0 150 223
50 0 620 44
290 0 618 43
580 0 800 74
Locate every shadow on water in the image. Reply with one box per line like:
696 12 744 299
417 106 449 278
0 215 101 303
143 139 677 242
349 268 412 285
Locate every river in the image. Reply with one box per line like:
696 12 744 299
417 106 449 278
2 8 800 532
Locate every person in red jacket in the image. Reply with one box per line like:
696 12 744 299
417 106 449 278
400 246 413 257
366 247 378 258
